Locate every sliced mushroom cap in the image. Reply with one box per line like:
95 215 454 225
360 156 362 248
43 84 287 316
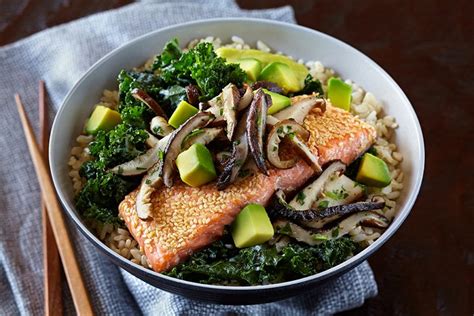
270 190 385 227
150 116 174 137
222 84 241 141
288 136 322 173
215 150 232 173
265 97 324 172
317 174 365 207
181 127 223 151
246 89 269 175
288 161 346 210
136 159 165 220
251 81 284 94
266 115 280 126
161 112 214 187
237 85 253 111
217 110 249 190
274 220 318 246
109 133 171 176
131 88 168 119
266 119 309 169
185 84 200 106
145 131 159 147
322 210 389 239
205 93 227 127
136 181 155 220
198 101 210 112
274 95 326 124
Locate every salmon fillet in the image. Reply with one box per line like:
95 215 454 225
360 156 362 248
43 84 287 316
118 105 376 272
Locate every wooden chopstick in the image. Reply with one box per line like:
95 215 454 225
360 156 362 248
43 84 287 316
39 81 63 316
15 94 94 316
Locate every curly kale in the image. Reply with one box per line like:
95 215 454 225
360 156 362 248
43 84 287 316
166 236 357 285
117 70 161 126
294 74 324 97
76 166 136 224
75 38 248 224
75 122 148 224
88 123 148 170
153 38 182 70
152 39 246 101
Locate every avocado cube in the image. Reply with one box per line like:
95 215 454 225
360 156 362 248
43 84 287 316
263 89 291 115
258 62 301 93
176 143 217 187
216 48 309 88
236 58 262 82
356 153 392 187
168 100 199 128
231 204 274 248
327 77 352 111
85 105 122 135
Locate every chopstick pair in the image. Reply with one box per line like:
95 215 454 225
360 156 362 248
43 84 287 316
15 86 94 315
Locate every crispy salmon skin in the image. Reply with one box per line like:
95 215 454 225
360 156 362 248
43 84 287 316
119 104 376 272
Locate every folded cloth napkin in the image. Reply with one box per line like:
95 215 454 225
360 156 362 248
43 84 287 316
0 0 378 315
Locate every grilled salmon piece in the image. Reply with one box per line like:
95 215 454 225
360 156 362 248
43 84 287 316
118 104 376 272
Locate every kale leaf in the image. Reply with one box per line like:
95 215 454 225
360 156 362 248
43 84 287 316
294 74 324 97
153 38 182 69
75 166 136 225
88 123 148 170
75 122 148 224
153 40 246 101
117 70 161 125
166 236 357 285
158 85 187 114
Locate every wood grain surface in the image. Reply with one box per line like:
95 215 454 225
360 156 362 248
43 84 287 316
2 1 472 315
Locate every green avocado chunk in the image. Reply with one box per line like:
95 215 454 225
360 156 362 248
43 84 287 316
235 58 262 82
231 204 274 248
263 89 291 115
176 143 217 187
85 105 122 135
356 153 392 187
216 47 308 91
327 77 352 111
168 100 199 128
258 62 301 93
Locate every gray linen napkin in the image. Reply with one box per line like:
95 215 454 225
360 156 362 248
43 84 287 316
0 1 378 315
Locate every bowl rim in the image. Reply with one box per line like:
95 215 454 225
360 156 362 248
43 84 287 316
50 17 425 291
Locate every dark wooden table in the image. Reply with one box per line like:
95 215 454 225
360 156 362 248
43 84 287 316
2 1 472 315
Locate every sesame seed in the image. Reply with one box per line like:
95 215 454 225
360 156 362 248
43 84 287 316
118 104 376 269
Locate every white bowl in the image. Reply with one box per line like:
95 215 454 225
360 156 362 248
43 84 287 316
50 18 424 304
